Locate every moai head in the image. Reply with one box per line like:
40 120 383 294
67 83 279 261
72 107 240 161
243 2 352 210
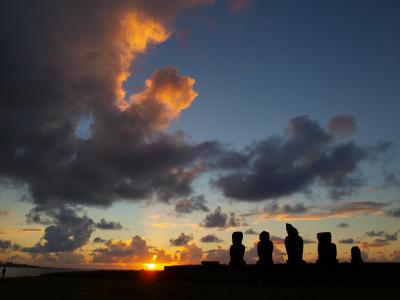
232 231 243 245
259 231 270 242
286 223 299 236
317 232 332 244
351 246 362 259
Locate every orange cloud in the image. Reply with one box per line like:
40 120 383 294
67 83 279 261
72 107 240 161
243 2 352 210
112 4 210 116
19 228 43 232
131 66 198 128
90 235 175 270
90 237 205 268
177 243 204 264
146 222 198 229
0 228 43 235
242 201 387 221
114 13 170 109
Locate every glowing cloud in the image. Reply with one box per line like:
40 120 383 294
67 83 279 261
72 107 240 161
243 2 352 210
131 66 198 127
114 13 170 109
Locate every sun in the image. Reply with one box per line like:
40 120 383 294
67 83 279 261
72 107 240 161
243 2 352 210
143 254 158 270
145 263 156 270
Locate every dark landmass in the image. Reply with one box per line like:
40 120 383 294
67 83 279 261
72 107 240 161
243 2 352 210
0 262 40 268
1 263 399 300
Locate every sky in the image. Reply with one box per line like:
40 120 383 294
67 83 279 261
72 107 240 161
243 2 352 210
1 0 400 270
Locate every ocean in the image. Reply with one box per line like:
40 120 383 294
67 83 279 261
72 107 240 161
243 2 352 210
2 267 84 278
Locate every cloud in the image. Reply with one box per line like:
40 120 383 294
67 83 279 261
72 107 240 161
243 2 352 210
90 235 177 266
244 243 258 264
0 228 43 235
91 235 174 264
0 1 253 257
53 252 86 265
382 232 398 241
304 239 316 244
272 247 287 264
327 115 357 138
241 201 387 220
336 222 349 228
363 239 390 248
385 208 400 218
308 201 386 219
365 230 385 237
93 237 107 244
30 252 86 266
169 232 193 246
177 243 204 264
244 228 257 235
266 202 309 214
339 238 355 244
91 235 153 263
19 228 43 232
6 255 25 262
200 234 223 243
0 239 21 252
213 116 390 201
200 207 242 228
204 247 230 264
0 0 219 214
361 231 398 248
92 235 149 263
130 66 198 127
392 250 400 262
175 195 209 214
95 219 123 230
379 172 400 189
22 206 94 253
270 235 285 245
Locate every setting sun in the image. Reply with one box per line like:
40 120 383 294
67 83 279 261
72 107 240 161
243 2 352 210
145 263 156 270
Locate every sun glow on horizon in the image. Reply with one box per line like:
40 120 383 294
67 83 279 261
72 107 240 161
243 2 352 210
145 263 156 270
144 254 158 270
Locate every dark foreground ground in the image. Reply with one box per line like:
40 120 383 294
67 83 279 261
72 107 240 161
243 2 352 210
1 263 399 300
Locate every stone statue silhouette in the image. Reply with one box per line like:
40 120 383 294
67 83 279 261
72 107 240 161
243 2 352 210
229 231 246 269
351 246 363 264
257 231 273 267
284 223 305 265
316 232 338 265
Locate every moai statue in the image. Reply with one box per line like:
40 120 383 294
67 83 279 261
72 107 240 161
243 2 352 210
257 231 273 267
229 231 246 269
285 224 305 265
316 232 338 265
351 246 363 264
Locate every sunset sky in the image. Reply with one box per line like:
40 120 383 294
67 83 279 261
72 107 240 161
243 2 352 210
1 0 400 270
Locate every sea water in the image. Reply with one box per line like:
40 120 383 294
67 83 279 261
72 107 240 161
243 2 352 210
3 267 82 278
